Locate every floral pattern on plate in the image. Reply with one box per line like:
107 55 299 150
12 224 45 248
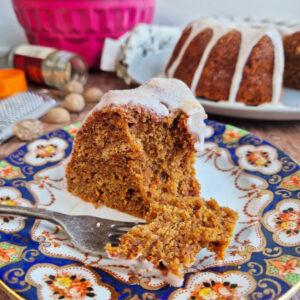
280 171 300 191
222 125 248 144
27 163 66 207
24 138 68 166
236 145 282 175
266 255 300 286
0 242 25 268
169 271 256 300
0 119 298 299
28 141 272 274
0 161 24 180
262 198 300 246
63 122 81 138
26 263 117 300
0 187 32 233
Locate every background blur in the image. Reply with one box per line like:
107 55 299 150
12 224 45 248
1 0 299 56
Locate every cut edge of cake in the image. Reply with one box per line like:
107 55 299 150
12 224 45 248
65 77 238 287
105 196 238 287
66 78 207 218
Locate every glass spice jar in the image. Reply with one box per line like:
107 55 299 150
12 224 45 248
7 44 88 89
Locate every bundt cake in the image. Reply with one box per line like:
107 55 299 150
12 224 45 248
247 20 300 90
165 18 285 106
66 78 238 286
66 78 206 218
277 23 300 90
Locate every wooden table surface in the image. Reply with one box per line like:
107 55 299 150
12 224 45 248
0 72 299 300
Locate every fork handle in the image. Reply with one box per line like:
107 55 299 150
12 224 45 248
0 205 65 225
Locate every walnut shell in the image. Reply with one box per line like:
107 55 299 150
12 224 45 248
42 107 71 123
63 93 85 112
13 119 44 141
84 87 104 103
64 81 84 94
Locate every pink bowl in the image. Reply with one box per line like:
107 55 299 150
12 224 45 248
12 0 155 68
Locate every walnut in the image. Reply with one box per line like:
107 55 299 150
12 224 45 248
42 107 71 123
64 81 84 94
13 119 44 141
63 93 85 112
84 87 104 103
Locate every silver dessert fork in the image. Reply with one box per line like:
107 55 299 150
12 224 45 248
0 205 143 256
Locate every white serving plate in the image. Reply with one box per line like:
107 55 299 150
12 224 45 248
198 88 300 120
129 51 300 120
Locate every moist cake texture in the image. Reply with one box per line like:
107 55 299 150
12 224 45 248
66 78 206 218
66 78 238 286
106 196 238 286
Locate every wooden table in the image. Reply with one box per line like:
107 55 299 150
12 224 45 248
0 72 299 300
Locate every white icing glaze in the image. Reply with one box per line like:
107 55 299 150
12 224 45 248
105 255 185 287
243 18 300 36
166 18 285 105
275 23 300 36
229 25 284 104
89 78 207 151
191 23 232 95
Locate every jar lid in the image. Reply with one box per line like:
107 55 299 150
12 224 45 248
0 69 28 99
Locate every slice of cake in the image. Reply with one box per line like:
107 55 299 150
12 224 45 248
66 78 206 217
66 78 238 287
106 196 238 287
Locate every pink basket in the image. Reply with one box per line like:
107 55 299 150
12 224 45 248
12 0 155 68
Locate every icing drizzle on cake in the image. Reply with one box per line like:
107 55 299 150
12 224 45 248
91 78 207 151
166 18 285 104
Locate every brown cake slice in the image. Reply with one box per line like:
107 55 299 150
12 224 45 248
66 78 206 218
106 196 238 287
66 78 238 287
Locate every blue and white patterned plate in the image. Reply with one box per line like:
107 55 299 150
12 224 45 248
0 120 299 300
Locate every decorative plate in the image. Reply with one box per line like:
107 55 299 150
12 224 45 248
0 120 299 300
